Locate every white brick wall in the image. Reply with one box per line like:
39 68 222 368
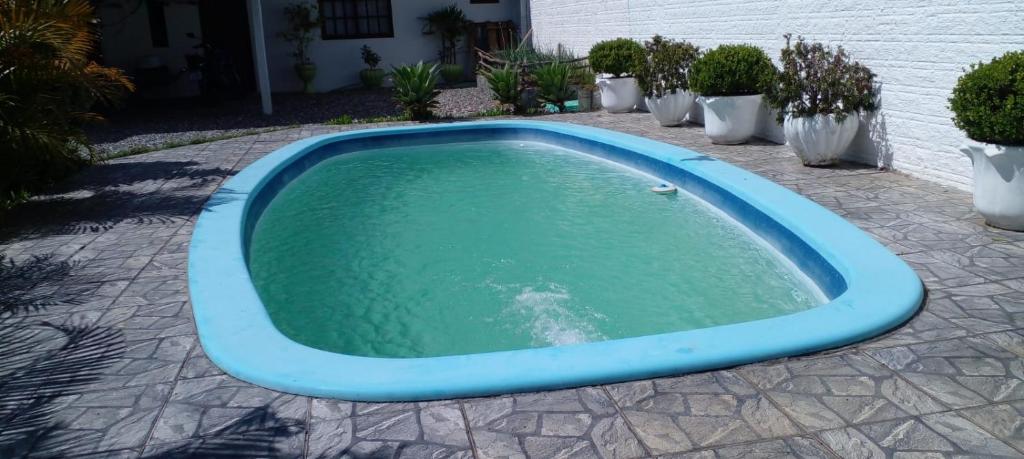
530 0 1024 189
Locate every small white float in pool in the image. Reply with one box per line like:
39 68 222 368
651 183 677 194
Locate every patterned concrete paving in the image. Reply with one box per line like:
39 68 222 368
2 112 1023 458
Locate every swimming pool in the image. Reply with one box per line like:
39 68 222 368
189 121 922 401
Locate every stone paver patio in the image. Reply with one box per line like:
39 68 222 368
2 113 1024 458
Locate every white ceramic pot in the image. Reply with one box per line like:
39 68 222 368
701 94 763 144
961 141 1024 231
784 113 859 166
596 77 640 113
645 91 695 127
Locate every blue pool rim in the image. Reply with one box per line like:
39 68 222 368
188 120 923 401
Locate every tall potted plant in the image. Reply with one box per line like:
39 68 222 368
280 2 320 93
950 51 1024 230
424 4 470 84
690 44 776 144
359 45 385 88
589 38 644 113
766 35 876 166
637 35 699 126
572 67 598 112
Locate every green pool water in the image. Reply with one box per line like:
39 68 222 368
248 141 825 358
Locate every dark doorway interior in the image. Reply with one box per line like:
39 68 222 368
198 0 256 93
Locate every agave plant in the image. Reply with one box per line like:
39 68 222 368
532 62 575 112
0 0 134 205
482 65 522 112
391 62 441 120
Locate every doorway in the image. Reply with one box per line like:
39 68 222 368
197 0 256 93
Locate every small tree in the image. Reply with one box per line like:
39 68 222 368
279 2 320 65
424 4 470 65
766 34 876 124
636 35 699 98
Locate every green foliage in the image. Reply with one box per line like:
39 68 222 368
440 64 463 84
588 38 644 77
391 62 441 120
532 62 575 112
765 35 876 124
572 66 597 91
689 44 776 96
360 45 381 69
0 0 134 202
482 65 522 111
636 35 699 97
950 51 1024 145
359 69 386 88
279 2 320 65
325 113 411 125
424 4 469 64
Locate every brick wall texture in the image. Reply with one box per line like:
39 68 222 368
529 0 1024 189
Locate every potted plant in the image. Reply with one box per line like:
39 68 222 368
689 44 776 144
637 35 699 126
424 4 470 84
392 62 441 120
572 66 598 112
359 45 385 89
950 51 1024 230
766 35 876 166
279 2 320 94
588 38 644 113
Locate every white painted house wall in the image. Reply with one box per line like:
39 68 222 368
529 0 1024 189
98 1 523 96
260 0 522 93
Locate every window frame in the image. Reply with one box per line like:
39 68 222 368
318 0 395 40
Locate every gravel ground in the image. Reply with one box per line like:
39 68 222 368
87 83 497 156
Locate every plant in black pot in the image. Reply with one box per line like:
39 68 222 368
637 35 699 126
950 50 1024 230
690 44 776 144
359 45 385 89
588 38 644 113
279 1 320 93
424 4 470 84
766 34 876 166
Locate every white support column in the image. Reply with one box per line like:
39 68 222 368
247 0 273 115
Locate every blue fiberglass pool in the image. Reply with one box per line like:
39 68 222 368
188 121 923 401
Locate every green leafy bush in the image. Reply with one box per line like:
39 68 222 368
391 62 441 120
636 35 699 97
949 51 1024 145
766 35 876 123
588 38 644 78
532 62 575 112
279 2 320 65
1 0 133 206
689 44 776 96
361 45 381 69
482 65 522 112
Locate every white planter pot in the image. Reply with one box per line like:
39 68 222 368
784 113 859 166
961 141 1024 231
645 91 695 127
701 94 763 144
596 77 640 113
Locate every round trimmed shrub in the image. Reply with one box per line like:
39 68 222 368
689 44 776 96
949 51 1024 146
588 38 644 78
